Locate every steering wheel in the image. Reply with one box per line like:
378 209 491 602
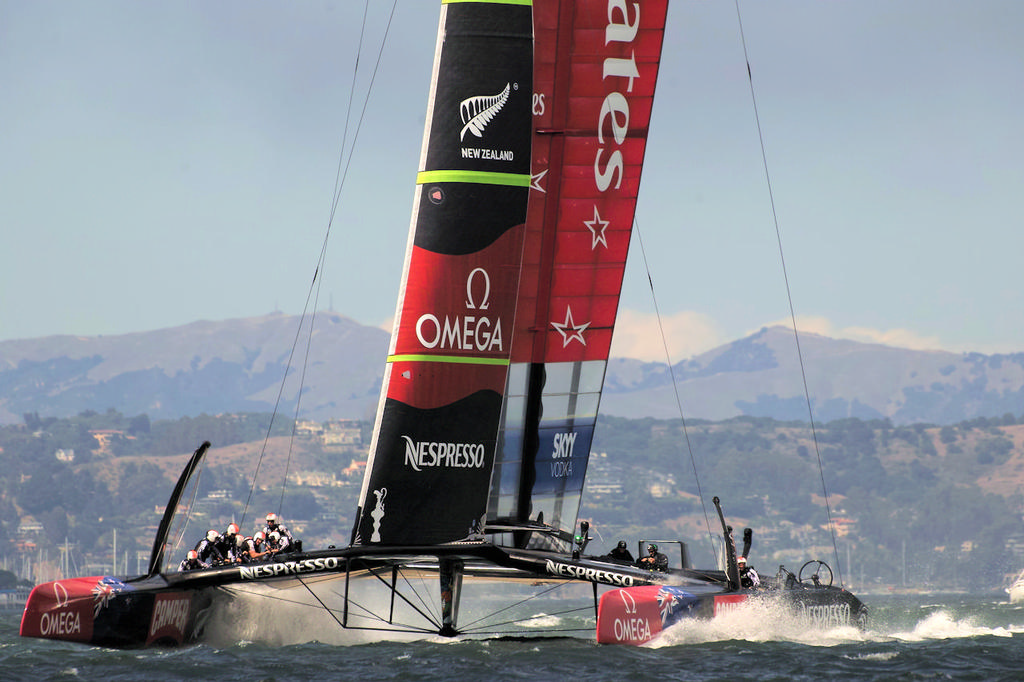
798 560 834 587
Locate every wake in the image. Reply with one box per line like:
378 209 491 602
888 609 1022 642
647 598 1024 648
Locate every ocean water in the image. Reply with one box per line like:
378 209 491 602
3 593 1022 681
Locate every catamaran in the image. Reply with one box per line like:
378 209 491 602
21 0 865 648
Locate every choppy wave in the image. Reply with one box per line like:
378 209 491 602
5 593 1024 681
889 608 1023 641
648 592 1024 649
515 612 563 628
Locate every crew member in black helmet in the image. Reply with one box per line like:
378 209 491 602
607 540 634 563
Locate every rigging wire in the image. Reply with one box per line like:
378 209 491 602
732 0 844 584
165 467 206 568
224 581 441 634
459 604 594 635
457 580 575 631
239 0 400 528
226 569 594 637
632 223 719 565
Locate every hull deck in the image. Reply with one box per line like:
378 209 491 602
21 543 865 647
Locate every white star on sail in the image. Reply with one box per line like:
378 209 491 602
551 306 590 347
583 206 609 249
531 168 548 192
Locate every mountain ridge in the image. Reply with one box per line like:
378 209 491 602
2 314 1022 426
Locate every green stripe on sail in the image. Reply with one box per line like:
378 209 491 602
388 354 511 367
417 170 531 187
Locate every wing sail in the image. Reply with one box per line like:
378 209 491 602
488 0 670 549
353 1 534 546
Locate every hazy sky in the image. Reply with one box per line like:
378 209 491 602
3 1 1022 361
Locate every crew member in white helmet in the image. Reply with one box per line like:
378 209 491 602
194 529 225 565
178 549 206 571
738 556 760 588
262 513 295 553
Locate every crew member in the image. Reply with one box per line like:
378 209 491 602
266 531 285 555
178 549 206 571
195 529 225 566
607 540 634 563
738 556 760 588
637 543 669 572
216 523 241 563
237 531 272 563
263 513 296 553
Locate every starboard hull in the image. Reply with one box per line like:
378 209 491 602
596 582 868 645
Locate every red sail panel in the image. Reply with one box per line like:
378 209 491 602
489 0 668 547
529 0 667 365
353 2 534 546
386 225 525 408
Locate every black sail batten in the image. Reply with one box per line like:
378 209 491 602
511 362 545 547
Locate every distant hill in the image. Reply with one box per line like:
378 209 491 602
602 326 1024 424
1 316 1022 425
0 312 387 424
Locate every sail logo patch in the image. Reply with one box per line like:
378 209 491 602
551 432 578 478
460 82 511 141
402 437 485 472
594 4 642 192
459 83 516 162
370 488 386 542
415 268 504 352
552 432 577 458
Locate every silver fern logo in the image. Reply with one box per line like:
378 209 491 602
459 83 510 141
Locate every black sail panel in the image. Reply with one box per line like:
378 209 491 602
353 1 533 546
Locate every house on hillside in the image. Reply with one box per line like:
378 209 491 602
323 420 362 447
89 429 134 455
290 471 341 487
295 420 323 438
342 459 366 477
